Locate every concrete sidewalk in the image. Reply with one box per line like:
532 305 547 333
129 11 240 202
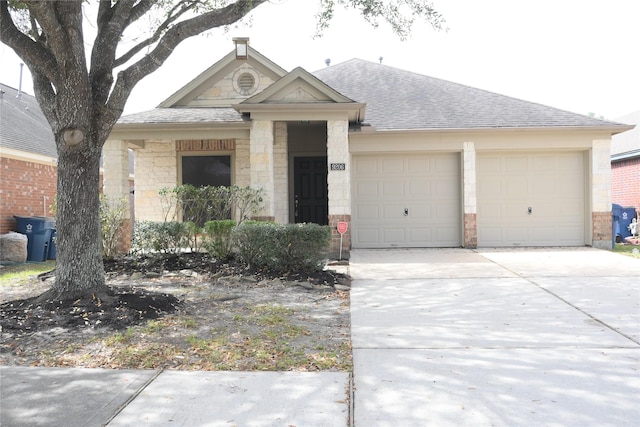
350 248 640 426
0 368 349 426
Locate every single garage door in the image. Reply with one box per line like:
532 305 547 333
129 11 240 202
352 153 461 248
477 151 586 247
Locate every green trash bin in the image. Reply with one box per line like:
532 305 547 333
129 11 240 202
13 216 54 262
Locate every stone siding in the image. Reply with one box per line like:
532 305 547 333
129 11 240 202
327 120 350 216
134 141 177 221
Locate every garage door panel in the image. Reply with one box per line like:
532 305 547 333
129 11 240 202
478 151 585 247
353 153 461 248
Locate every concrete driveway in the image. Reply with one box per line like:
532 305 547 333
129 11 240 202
349 248 640 426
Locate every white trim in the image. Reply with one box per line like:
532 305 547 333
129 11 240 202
0 147 57 165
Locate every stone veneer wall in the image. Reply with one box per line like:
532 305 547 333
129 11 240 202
134 141 177 221
250 121 275 220
327 120 351 257
273 122 289 224
591 140 613 249
462 142 477 248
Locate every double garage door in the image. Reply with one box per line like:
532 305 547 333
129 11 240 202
352 151 586 248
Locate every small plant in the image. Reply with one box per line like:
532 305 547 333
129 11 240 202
100 195 128 259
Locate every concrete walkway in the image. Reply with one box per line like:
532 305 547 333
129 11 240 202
350 247 640 426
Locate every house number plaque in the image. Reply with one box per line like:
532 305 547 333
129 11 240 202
330 163 346 171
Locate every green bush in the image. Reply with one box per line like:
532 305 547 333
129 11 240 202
233 222 330 273
132 221 190 254
202 220 236 260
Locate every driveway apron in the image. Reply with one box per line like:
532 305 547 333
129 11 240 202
349 248 640 427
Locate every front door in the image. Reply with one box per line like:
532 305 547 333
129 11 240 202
294 157 328 225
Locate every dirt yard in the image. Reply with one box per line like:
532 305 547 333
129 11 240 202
0 254 351 371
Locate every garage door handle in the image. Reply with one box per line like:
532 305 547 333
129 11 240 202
404 208 409 216
528 207 532 215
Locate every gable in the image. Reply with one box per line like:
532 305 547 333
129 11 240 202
158 46 287 108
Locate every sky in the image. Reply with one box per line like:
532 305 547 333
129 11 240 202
1 0 638 120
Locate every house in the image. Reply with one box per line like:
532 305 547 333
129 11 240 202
0 82 135 239
611 110 639 210
0 83 57 234
105 39 633 256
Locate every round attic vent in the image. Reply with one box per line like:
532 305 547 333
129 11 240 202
238 73 255 91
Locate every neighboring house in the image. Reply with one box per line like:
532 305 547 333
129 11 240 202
611 110 639 210
0 82 135 238
0 83 57 234
105 39 633 255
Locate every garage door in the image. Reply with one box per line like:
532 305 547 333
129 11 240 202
352 153 461 248
477 151 585 247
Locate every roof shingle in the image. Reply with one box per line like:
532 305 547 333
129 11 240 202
312 59 622 130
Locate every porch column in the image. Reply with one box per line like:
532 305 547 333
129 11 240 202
327 119 351 257
591 139 612 249
102 139 131 253
250 120 275 221
462 142 477 248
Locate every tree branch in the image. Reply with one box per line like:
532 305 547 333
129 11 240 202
102 0 267 129
113 0 199 68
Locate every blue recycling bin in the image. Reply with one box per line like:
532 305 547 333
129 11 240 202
612 204 637 242
13 216 55 262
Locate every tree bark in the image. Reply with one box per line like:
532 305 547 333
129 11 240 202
44 128 108 301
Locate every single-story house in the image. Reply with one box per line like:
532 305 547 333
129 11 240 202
611 110 639 210
0 82 58 234
105 39 633 256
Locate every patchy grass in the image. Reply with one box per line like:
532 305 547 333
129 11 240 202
0 261 56 286
613 243 640 259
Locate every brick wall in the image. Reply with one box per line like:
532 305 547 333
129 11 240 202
611 158 640 210
328 214 351 259
464 213 477 248
0 157 57 233
592 211 613 249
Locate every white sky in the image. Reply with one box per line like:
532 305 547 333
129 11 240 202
1 0 638 120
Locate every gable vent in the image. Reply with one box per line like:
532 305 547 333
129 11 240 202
238 73 255 92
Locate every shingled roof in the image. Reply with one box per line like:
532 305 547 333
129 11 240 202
312 59 624 131
0 83 56 158
117 107 245 125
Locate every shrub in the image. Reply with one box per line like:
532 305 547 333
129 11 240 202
202 220 236 260
233 222 330 273
158 184 264 225
132 221 190 254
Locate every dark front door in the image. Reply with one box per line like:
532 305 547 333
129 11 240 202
294 157 328 225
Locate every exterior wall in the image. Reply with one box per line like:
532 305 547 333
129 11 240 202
591 140 612 249
462 142 477 248
611 158 640 210
273 122 289 223
250 120 275 221
327 120 351 256
235 138 251 188
0 156 57 233
134 141 177 221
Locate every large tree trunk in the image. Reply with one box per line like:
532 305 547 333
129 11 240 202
44 127 108 301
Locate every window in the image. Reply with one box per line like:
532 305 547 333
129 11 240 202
181 155 232 224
